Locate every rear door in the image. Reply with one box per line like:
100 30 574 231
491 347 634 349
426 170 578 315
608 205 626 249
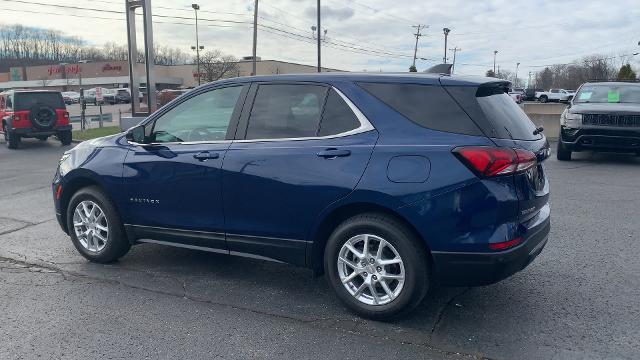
222 82 377 265
446 82 550 221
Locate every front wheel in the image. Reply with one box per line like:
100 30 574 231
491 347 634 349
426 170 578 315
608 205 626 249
557 138 572 161
324 213 430 320
58 130 72 146
67 186 131 263
539 96 548 103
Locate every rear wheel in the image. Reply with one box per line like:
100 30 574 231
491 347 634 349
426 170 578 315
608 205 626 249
324 213 430 320
58 130 72 146
67 186 130 263
557 138 572 161
539 96 548 103
5 129 20 149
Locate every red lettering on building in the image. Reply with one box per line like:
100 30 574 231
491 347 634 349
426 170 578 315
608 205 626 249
102 64 122 72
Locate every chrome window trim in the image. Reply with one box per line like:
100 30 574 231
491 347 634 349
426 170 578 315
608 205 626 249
126 86 374 147
235 86 375 143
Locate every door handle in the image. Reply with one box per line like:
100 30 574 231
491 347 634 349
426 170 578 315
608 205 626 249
193 151 220 161
316 149 351 158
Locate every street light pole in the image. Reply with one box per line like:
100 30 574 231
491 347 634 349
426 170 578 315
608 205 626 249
192 3 201 85
442 28 450 63
493 50 498 74
316 0 321 72
252 0 258 76
515 62 520 86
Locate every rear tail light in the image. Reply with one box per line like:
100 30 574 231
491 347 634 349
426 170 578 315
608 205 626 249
63 111 70 121
453 146 536 178
12 113 21 122
489 237 523 251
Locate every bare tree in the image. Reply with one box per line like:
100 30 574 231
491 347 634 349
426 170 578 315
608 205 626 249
198 50 239 83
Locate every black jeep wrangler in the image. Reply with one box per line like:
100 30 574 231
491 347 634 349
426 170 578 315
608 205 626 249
1 90 73 149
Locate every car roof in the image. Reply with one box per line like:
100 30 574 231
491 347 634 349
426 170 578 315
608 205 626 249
582 82 640 87
206 73 506 88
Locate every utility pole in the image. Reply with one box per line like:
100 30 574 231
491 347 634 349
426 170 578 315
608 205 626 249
528 71 533 89
411 24 427 69
252 0 258 75
449 47 460 74
493 50 498 74
192 3 201 85
442 28 450 63
316 0 321 72
515 62 520 86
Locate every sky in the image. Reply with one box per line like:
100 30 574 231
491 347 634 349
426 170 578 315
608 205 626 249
1 0 640 77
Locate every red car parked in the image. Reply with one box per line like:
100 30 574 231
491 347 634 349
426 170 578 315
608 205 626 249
0 90 72 149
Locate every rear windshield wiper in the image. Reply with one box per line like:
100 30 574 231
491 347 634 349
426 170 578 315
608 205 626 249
533 126 544 136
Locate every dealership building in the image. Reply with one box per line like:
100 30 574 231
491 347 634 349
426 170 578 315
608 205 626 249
0 58 341 92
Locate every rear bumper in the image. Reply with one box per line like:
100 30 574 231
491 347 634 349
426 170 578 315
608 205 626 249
13 125 72 137
560 126 640 153
432 204 550 287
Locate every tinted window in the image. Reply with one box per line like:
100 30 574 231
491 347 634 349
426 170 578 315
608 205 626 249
358 83 482 135
15 92 65 111
318 90 360 136
246 84 328 139
151 86 243 143
476 86 539 140
5 95 12 109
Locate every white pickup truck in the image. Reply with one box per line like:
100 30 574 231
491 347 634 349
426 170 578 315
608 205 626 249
535 89 575 103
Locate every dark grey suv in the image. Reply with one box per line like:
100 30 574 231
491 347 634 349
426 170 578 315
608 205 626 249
557 82 640 160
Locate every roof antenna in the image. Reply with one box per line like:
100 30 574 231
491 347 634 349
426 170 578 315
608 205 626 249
424 63 453 75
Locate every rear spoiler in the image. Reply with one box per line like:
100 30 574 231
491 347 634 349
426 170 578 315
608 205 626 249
424 63 453 75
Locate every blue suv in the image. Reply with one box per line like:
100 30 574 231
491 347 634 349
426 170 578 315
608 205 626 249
53 73 550 319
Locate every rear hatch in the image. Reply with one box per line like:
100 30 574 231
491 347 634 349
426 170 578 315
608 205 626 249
15 91 67 129
444 80 550 222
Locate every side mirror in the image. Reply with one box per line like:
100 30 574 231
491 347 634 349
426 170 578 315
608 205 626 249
126 125 145 143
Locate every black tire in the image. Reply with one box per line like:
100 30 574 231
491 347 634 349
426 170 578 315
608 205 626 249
539 96 548 103
58 130 72 146
557 139 572 161
67 186 131 263
324 213 430 320
6 129 20 149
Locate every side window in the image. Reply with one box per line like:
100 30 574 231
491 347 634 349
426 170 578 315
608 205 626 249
151 86 243 143
318 89 361 136
551 89 559 93
358 82 482 136
245 84 328 140
0 96 5 110
5 95 12 109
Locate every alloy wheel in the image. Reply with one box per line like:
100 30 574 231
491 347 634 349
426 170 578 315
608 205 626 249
73 200 109 253
337 234 405 306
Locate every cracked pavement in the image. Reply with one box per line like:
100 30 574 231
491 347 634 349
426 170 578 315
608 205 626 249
0 139 639 359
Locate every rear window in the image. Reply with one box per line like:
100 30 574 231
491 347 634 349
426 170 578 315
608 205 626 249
358 83 482 136
476 86 539 140
15 92 65 111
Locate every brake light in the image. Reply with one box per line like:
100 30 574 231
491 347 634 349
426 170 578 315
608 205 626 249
453 146 536 178
12 113 20 122
489 237 523 251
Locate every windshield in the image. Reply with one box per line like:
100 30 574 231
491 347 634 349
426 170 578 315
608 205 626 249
574 84 640 104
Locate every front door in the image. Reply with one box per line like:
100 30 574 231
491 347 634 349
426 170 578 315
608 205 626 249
222 83 378 264
123 85 247 250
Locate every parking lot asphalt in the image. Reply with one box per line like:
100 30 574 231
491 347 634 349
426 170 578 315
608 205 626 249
0 137 638 360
